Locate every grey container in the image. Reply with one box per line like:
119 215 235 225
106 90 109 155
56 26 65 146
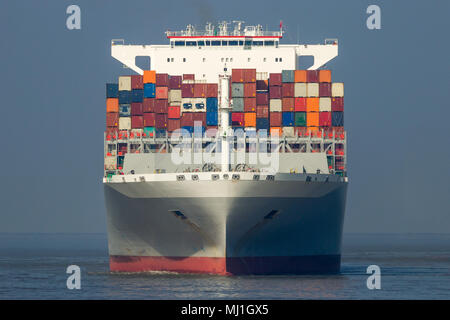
232 83 244 98
232 98 244 112
282 70 295 83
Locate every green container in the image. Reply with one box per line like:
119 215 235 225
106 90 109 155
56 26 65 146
282 70 295 83
144 126 155 137
294 112 306 126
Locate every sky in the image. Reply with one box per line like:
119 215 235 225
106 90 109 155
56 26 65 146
0 0 449 234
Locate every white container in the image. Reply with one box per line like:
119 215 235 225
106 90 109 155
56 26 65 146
169 89 182 103
283 127 295 137
307 83 319 97
256 72 268 81
119 117 131 130
319 97 332 112
332 83 344 97
269 99 282 112
118 76 131 91
192 98 206 112
104 156 116 170
294 83 307 97
182 98 194 112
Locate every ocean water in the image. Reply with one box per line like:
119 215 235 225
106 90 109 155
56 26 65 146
0 233 448 300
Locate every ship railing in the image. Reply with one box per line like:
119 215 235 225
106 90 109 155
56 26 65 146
111 39 125 46
165 30 282 37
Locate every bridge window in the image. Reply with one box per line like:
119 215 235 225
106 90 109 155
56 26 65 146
239 40 244 46
211 40 221 46
263 58 266 62
175 41 185 46
186 41 197 46
206 40 211 46
244 40 252 47
275 58 278 62
248 57 251 62
183 58 186 62
264 40 275 46
229 40 238 46
230 58 233 62
198 40 205 46
253 41 263 46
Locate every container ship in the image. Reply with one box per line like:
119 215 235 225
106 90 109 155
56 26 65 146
103 22 348 275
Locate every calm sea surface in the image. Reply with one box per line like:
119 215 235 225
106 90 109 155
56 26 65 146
0 233 448 299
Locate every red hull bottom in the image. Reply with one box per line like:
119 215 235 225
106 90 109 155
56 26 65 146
110 255 341 275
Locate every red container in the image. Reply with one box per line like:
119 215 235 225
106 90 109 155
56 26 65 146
155 113 168 129
243 69 256 83
307 70 319 82
154 99 168 114
193 112 206 126
256 80 268 91
131 75 143 89
244 97 256 112
269 73 282 86
155 86 168 99
181 112 194 127
131 116 143 129
143 98 155 113
181 83 194 98
269 112 282 127
256 92 268 105
183 74 195 81
269 86 282 99
168 119 181 132
106 112 119 127
231 112 245 126
294 97 307 112
244 83 256 97
282 83 294 97
143 113 155 127
319 83 331 97
131 102 143 115
169 76 182 89
331 97 344 111
168 106 181 119
282 98 295 112
156 73 169 86
206 83 218 97
193 83 207 97
319 112 332 127
256 105 269 118
232 69 244 83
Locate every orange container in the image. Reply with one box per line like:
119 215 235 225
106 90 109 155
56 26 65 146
244 112 256 127
294 70 307 82
270 127 282 136
306 112 319 127
319 70 331 82
106 98 119 113
306 97 320 112
143 70 156 84
155 86 168 99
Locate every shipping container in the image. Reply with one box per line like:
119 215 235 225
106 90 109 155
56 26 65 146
143 83 155 98
256 118 269 130
181 112 194 127
306 112 319 127
256 72 268 81
154 99 168 114
168 106 180 119
245 112 256 127
169 89 182 103
295 112 307 126
318 97 332 112
183 74 195 81
193 83 207 97
206 112 218 126
282 97 295 112
132 89 144 102
270 112 282 127
244 83 256 97
181 98 194 112
104 156 116 170
232 69 244 83
306 97 320 112
118 116 130 130
119 104 131 117
193 98 206 111
319 82 331 97
244 97 256 112
269 73 282 86
294 70 307 83
319 70 331 83
131 75 143 89
168 119 181 132
306 70 319 82
232 83 244 98
143 113 155 127
156 73 169 87
131 116 143 129
332 83 344 97
155 113 168 129
131 102 143 116
331 97 344 112
283 127 295 137
256 92 268 105
106 98 119 113
206 83 218 97
143 70 156 84
144 126 155 138
270 127 282 136
282 70 295 83
282 83 294 97
143 98 155 113
206 97 218 112
256 105 269 118
269 86 282 99
169 76 182 89
231 113 244 126
118 91 132 104
269 99 282 112
256 80 269 91
307 83 319 97
282 112 295 126
294 83 307 97
155 86 168 99
232 98 244 112
119 76 131 91
181 83 194 98
294 97 307 111
332 111 344 126
319 112 332 127
106 83 118 98
243 69 256 83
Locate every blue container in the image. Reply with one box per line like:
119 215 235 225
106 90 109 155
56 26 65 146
119 104 131 117
332 111 344 126
106 83 118 98
155 129 167 138
256 118 269 130
132 89 144 103
282 112 295 126
181 126 193 135
206 112 218 126
144 83 156 98
206 97 218 112
118 91 132 104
